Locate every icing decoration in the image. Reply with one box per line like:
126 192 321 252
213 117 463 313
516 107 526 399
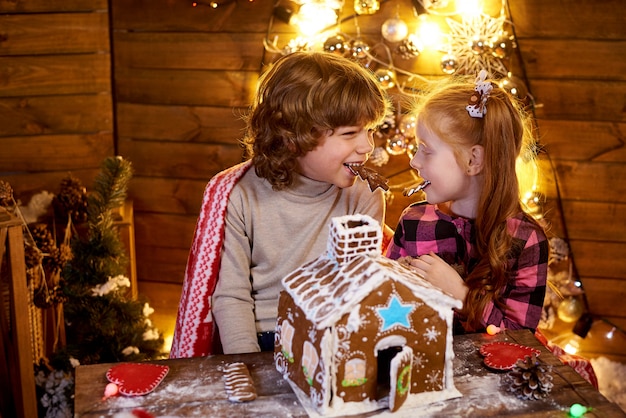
377 295 415 331
105 363 169 396
479 341 541 370
223 362 257 402
466 69 493 118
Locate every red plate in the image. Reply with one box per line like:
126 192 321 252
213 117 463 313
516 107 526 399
479 341 541 370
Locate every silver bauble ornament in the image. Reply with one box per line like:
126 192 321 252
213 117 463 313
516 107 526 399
350 39 370 62
557 297 584 323
381 18 409 43
440 54 458 74
489 32 516 59
470 36 488 55
374 68 396 89
398 114 417 138
323 35 348 56
385 132 407 155
354 0 380 15
498 75 528 100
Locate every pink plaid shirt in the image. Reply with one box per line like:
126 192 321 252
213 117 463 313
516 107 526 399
386 202 548 333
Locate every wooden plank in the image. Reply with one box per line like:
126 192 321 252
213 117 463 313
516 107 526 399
1 134 113 172
114 68 257 107
532 79 626 122
110 0 274 32
4 220 38 418
0 0 107 13
134 213 196 251
570 240 626 279
537 120 626 162
582 278 626 318
128 177 206 216
116 103 246 144
546 160 626 203
136 246 189 284
118 138 244 179
0 54 111 97
509 0 626 40
1 169 101 202
518 39 626 81
559 201 626 242
0 95 112 137
137 281 183 311
0 13 110 56
113 32 265 71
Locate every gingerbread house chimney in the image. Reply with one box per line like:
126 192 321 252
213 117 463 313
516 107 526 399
327 214 381 264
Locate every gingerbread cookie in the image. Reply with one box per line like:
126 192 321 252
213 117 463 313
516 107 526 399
349 165 389 192
223 362 257 402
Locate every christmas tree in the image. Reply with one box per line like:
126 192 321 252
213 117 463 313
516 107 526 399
58 156 164 366
0 156 165 417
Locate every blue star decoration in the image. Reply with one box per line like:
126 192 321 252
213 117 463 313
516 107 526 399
377 294 415 332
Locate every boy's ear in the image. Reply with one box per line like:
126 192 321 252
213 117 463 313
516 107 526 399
467 145 484 175
283 136 297 153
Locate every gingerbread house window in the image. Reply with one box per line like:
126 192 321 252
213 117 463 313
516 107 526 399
302 341 319 386
280 320 295 362
343 357 367 387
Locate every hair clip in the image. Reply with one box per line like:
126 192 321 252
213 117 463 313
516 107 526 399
466 70 493 118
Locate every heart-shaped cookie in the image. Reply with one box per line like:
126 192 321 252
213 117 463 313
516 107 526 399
479 341 541 370
106 363 169 396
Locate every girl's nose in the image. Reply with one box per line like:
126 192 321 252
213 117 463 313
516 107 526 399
409 154 421 170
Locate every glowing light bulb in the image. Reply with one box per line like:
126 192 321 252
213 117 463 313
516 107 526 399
606 326 616 340
291 3 338 36
456 0 481 17
486 324 501 335
415 15 443 50
569 403 588 418
563 335 581 355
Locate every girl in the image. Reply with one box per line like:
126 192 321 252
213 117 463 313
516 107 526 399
171 52 392 357
387 71 548 334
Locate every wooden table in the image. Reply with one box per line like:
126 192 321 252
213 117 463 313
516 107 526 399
74 329 625 417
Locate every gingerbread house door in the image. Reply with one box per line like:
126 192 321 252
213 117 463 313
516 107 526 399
388 346 413 412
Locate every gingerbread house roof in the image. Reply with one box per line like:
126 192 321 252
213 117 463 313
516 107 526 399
281 215 462 330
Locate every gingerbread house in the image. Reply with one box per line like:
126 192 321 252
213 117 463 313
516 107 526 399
274 214 462 416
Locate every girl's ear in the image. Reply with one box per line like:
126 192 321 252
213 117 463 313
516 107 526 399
467 145 484 175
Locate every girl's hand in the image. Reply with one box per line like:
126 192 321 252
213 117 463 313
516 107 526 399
404 252 468 303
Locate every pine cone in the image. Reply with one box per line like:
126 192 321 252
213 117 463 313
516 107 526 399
30 223 57 254
55 174 88 223
503 354 554 400
24 244 44 270
0 180 14 207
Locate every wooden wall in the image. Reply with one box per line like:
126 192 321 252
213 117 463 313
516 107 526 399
0 0 114 197
509 0 626 337
1 0 625 349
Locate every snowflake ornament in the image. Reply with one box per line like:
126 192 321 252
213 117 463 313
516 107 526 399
444 14 508 77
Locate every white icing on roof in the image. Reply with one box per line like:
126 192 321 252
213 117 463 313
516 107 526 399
282 241 462 330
